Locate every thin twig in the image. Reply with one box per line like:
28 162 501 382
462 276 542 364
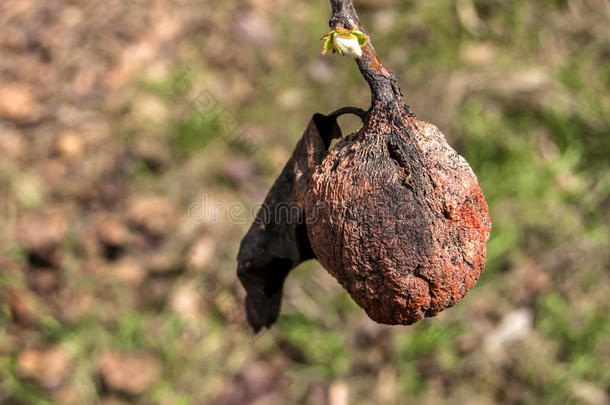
328 0 403 106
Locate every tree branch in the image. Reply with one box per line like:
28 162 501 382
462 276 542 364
329 0 403 107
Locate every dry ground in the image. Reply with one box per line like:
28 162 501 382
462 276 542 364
1 0 609 404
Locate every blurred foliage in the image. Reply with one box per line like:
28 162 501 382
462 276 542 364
0 0 608 404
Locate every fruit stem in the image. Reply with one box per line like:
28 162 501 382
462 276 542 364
328 106 367 121
329 0 403 107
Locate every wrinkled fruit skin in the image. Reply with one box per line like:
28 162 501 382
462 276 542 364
306 102 491 325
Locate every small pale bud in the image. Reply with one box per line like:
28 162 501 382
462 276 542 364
321 29 367 59
334 33 363 58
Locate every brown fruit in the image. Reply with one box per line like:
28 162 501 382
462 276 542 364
306 102 490 325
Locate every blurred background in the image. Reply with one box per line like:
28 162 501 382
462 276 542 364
0 0 609 404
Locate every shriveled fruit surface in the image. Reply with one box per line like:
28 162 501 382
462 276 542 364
306 102 491 324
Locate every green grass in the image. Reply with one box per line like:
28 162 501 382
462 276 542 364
1 0 608 403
